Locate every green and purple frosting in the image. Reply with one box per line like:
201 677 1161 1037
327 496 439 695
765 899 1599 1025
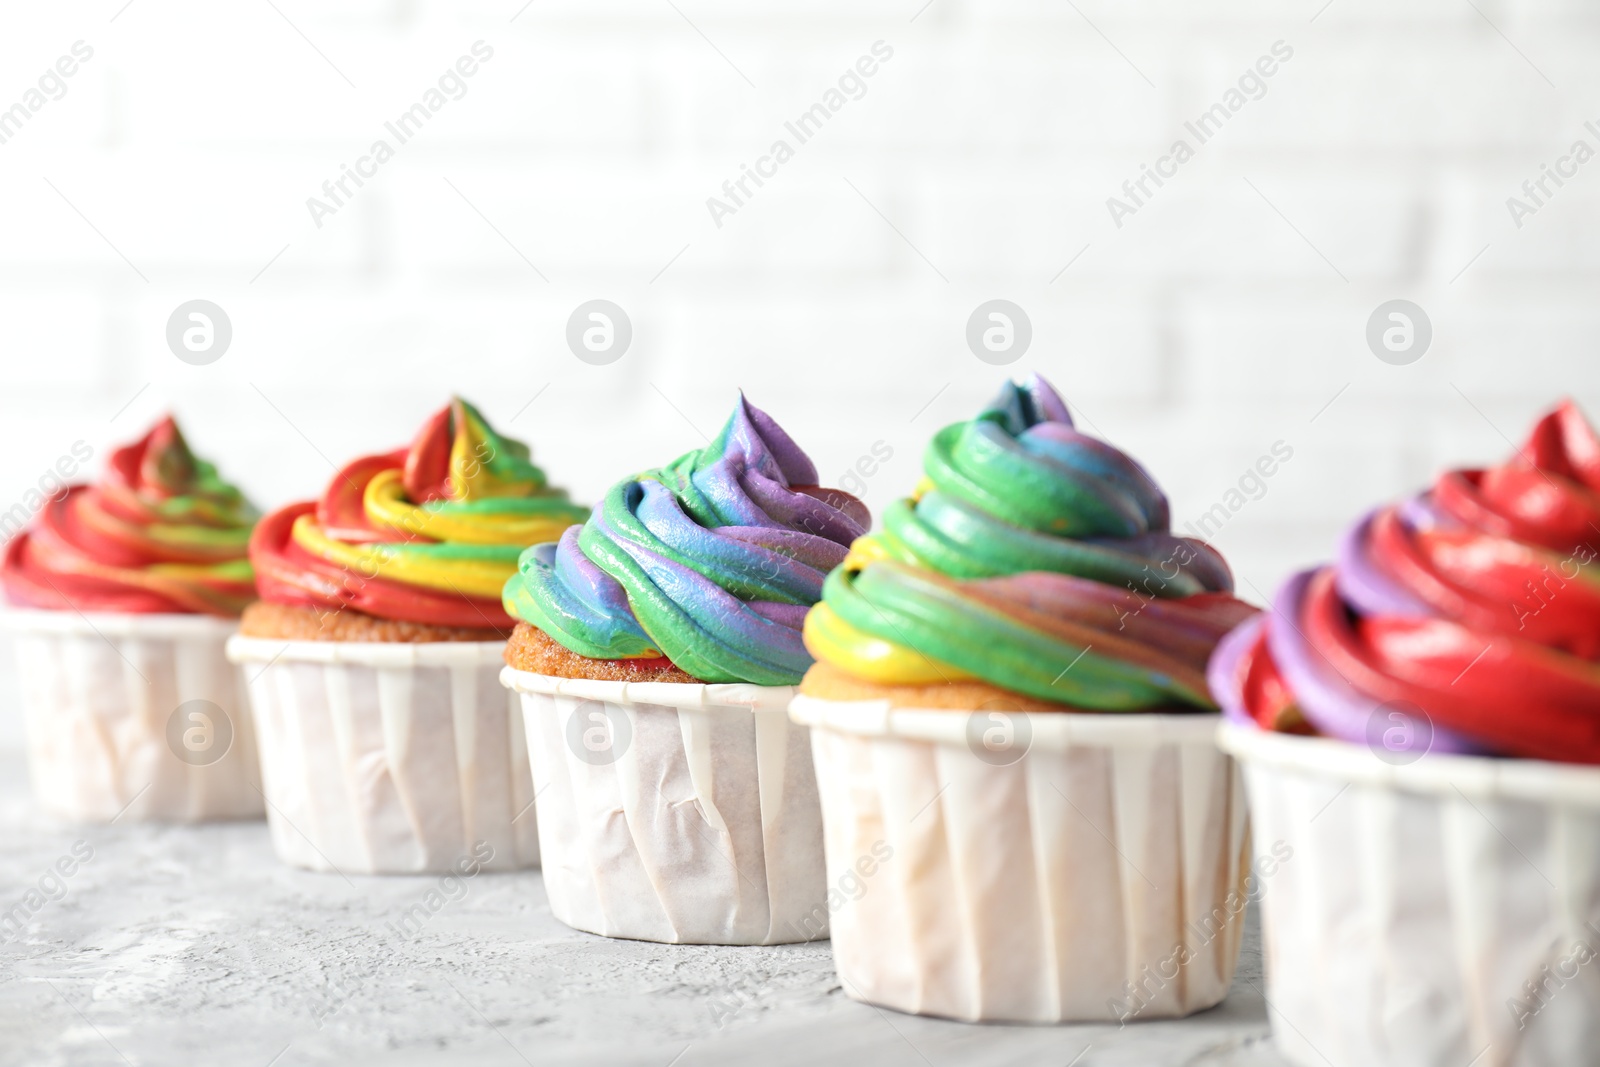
803 375 1254 709
503 396 870 685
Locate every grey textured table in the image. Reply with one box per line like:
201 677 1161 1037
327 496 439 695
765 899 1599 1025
0 751 1291 1067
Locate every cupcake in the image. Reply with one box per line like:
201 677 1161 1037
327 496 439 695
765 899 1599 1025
0 416 263 822
1210 400 1600 1067
500 394 869 945
226 398 585 874
788 374 1258 1023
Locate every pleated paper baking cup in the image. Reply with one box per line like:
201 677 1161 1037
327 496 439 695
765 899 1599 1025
1219 723 1600 1067
2 609 263 823
501 668 824 946
228 636 538 875
789 694 1252 1024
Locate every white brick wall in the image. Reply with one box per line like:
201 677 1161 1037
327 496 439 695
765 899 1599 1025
3 0 1598 747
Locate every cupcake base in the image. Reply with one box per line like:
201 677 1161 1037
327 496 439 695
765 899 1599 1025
504 622 698 684
228 634 538 875
2 609 263 823
241 600 506 643
501 666 824 946
1219 723 1600 1067
790 692 1251 1023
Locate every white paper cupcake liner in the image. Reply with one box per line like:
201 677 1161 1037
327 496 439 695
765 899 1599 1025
789 694 1252 1023
501 668 823 946
1219 723 1600 1067
2 609 263 823
228 636 537 875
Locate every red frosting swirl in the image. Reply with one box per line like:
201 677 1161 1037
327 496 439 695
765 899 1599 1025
0 417 258 616
249 399 586 631
1211 400 1600 764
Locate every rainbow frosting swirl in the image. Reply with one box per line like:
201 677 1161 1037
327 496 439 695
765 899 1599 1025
1210 399 1600 764
503 395 870 685
1 417 257 616
252 398 586 631
805 374 1253 709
